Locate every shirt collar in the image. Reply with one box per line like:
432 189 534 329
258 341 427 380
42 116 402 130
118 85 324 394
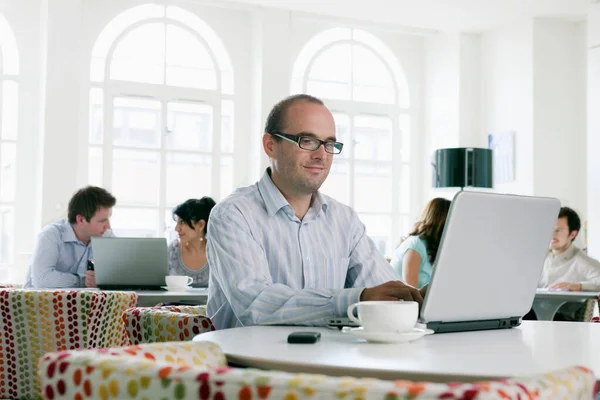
258 168 329 218
550 243 578 264
61 219 85 244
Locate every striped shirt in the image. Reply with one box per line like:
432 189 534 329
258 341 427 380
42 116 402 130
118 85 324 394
23 219 114 288
206 168 399 329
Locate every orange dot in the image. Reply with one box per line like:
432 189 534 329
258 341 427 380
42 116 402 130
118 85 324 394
74 369 82 386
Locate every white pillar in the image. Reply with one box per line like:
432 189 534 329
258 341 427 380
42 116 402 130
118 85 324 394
587 3 600 256
39 0 86 226
2 0 44 282
257 8 292 174
458 33 483 148
532 18 587 218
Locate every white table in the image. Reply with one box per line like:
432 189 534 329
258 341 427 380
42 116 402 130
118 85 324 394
532 289 598 320
194 321 600 382
121 289 208 307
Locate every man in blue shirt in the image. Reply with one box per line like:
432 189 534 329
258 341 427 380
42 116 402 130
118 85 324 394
24 186 116 288
207 94 425 329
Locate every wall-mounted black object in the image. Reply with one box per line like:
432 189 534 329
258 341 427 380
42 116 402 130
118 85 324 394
432 148 493 190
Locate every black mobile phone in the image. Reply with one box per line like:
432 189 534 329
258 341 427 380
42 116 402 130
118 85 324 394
287 331 321 344
87 260 94 271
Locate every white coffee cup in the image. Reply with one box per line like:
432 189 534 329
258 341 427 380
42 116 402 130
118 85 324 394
165 275 193 288
347 301 418 332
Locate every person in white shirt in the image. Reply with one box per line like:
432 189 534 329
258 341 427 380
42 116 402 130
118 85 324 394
539 207 600 291
535 207 600 320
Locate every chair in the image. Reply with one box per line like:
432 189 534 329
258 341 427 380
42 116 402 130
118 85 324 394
574 299 596 322
38 341 597 400
593 294 600 322
122 305 215 344
0 289 137 399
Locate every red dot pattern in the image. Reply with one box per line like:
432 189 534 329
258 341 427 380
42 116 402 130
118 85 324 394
36 340 597 400
0 289 137 398
122 305 215 345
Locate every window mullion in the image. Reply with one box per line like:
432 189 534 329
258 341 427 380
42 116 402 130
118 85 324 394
159 99 168 238
391 115 401 254
103 90 114 191
212 101 222 199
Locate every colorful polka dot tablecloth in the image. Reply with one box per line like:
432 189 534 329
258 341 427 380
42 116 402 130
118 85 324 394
122 305 215 344
0 289 137 399
38 341 597 400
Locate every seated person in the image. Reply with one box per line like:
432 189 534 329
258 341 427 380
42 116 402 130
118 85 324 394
537 206 600 320
206 94 425 330
169 197 216 288
390 198 450 288
24 186 116 289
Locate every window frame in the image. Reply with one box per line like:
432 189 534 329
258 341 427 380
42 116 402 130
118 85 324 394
0 14 19 270
88 5 234 239
292 28 412 256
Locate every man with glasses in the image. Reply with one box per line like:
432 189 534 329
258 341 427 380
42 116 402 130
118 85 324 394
207 94 424 329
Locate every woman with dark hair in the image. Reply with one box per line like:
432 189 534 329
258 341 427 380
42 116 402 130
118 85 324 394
169 197 216 288
390 197 451 288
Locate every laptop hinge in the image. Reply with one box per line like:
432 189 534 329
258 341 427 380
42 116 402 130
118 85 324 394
427 317 521 333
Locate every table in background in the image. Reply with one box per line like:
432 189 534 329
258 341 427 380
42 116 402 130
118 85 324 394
532 289 599 320
193 321 600 382
119 288 208 307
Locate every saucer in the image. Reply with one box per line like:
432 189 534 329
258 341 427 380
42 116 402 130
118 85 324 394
345 327 434 343
161 286 191 292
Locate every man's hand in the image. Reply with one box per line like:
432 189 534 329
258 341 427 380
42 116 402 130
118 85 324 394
84 271 97 288
548 282 582 291
360 281 424 307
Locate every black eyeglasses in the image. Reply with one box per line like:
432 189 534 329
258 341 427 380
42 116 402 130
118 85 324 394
270 131 344 154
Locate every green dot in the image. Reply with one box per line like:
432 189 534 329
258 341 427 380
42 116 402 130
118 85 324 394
161 378 172 389
174 383 185 399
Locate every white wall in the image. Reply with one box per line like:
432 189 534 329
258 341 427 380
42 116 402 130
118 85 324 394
533 18 587 216
423 33 485 203
423 33 460 202
480 19 534 196
458 33 482 148
588 3 600 257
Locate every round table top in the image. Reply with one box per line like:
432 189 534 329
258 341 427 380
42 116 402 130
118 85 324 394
194 321 600 382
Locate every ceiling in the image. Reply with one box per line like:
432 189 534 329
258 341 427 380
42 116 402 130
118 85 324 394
221 0 590 32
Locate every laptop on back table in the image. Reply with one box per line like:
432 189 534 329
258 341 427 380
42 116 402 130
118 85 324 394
92 237 168 290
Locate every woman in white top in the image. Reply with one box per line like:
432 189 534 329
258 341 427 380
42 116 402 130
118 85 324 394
168 197 216 288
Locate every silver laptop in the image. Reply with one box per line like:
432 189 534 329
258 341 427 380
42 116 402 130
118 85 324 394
421 191 559 333
329 191 560 332
91 237 168 290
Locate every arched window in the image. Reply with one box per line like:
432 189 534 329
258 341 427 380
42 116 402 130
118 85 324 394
292 28 411 256
0 14 18 266
89 4 234 239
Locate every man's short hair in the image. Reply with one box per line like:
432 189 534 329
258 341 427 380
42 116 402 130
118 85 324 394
264 94 325 140
558 206 581 239
67 186 116 224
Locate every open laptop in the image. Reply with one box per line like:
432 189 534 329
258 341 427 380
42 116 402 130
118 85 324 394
91 237 169 290
329 191 560 333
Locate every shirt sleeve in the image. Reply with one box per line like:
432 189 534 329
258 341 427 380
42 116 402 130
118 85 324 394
207 204 362 326
345 211 401 288
580 256 600 291
30 230 82 288
390 236 423 277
